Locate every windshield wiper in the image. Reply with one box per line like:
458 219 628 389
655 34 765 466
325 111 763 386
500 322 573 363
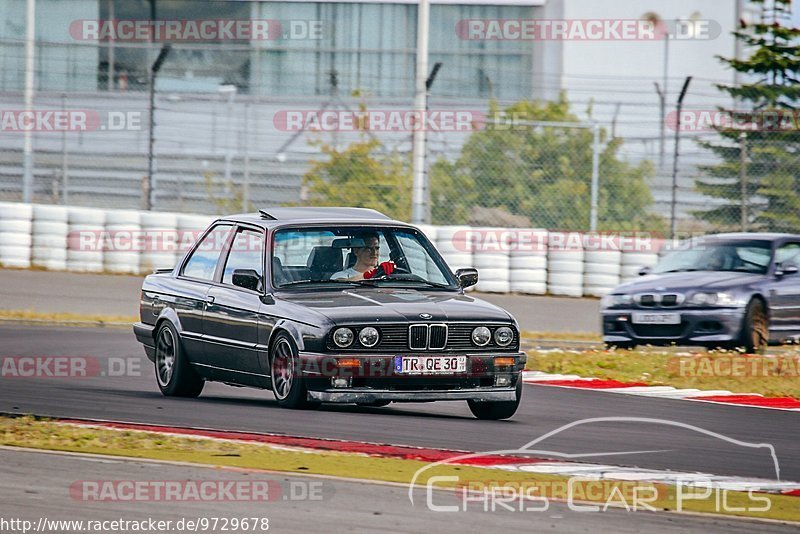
658 268 701 273
354 278 452 288
277 280 360 288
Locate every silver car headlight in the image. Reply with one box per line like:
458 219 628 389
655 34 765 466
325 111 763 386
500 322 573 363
471 326 491 346
600 294 633 308
333 327 354 348
358 327 380 348
688 292 737 306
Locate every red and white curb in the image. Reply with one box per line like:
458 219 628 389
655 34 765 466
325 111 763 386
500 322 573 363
51 417 800 498
522 371 800 411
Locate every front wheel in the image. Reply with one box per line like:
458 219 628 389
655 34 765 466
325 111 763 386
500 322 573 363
739 299 769 354
154 322 204 397
467 380 522 420
270 332 317 409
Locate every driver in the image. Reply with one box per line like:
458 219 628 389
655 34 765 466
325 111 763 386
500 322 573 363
331 232 395 280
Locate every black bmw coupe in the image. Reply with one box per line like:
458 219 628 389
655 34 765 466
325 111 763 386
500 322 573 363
134 207 525 419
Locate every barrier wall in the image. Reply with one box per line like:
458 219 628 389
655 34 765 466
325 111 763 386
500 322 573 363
0 202 664 297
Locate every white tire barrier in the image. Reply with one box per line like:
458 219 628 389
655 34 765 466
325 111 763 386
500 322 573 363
33 204 69 222
435 226 472 255
510 255 547 270
471 227 510 293
547 231 585 295
30 205 69 270
177 214 215 255
475 280 511 294
67 208 105 273
509 228 547 294
103 209 141 274
583 249 622 265
0 202 32 268
547 259 584 274
0 202 33 220
141 212 179 272
33 221 69 236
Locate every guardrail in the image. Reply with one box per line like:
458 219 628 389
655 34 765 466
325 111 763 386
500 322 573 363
0 202 664 297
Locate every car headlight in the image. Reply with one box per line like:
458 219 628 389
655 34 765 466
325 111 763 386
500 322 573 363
688 292 737 306
494 326 515 347
600 294 633 308
333 327 354 348
358 327 380 348
471 326 491 346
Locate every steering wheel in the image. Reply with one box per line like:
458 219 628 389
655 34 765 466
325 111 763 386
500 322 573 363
372 261 410 278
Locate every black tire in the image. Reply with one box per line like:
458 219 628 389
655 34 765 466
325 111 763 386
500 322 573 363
270 332 316 409
467 380 522 420
739 299 769 354
357 400 391 408
154 322 204 397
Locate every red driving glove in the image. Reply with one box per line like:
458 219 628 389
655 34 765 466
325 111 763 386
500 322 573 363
364 261 395 279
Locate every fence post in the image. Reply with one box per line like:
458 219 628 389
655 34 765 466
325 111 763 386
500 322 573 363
739 132 748 231
589 122 600 232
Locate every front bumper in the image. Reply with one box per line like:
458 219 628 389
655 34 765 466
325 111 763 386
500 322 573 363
299 351 525 403
308 387 518 403
602 308 745 345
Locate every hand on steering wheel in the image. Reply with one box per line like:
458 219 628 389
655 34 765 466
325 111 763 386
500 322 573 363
364 261 396 279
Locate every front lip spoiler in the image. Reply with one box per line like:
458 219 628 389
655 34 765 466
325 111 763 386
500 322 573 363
307 387 517 403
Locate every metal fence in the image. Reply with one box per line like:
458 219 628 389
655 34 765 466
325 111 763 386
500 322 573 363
3 42 800 235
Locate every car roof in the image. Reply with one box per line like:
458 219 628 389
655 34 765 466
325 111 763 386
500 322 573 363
693 232 800 242
214 207 412 229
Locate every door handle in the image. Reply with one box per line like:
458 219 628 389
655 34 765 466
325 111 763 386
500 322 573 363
206 295 215 304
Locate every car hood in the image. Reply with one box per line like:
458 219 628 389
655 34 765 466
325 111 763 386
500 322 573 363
617 271 764 293
275 287 515 324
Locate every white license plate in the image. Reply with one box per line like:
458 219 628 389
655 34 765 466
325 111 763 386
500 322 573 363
394 356 467 375
631 312 681 325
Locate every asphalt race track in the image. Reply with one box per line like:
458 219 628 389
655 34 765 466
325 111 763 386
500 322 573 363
0 268 601 333
2 448 794 533
0 325 797 483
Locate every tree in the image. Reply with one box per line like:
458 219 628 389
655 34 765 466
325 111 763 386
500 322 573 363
695 0 800 231
430 96 662 231
302 138 412 221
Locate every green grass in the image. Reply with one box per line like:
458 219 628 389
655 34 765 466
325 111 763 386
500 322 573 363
1 416 798 523
526 348 800 398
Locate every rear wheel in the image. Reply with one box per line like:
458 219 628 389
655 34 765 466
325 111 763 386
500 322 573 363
739 299 768 354
270 332 317 409
467 380 522 420
154 322 204 397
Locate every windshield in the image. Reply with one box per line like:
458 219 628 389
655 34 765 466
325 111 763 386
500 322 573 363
653 240 772 275
271 226 456 289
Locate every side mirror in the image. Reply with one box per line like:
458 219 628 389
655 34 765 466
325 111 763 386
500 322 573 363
638 266 652 276
455 268 479 289
776 262 799 277
232 269 261 291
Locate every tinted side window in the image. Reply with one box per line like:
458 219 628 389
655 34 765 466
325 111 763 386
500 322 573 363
182 224 233 280
775 243 800 265
222 228 265 286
